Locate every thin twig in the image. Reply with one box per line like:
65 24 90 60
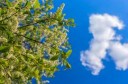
14 32 42 44
18 18 49 28
0 11 18 22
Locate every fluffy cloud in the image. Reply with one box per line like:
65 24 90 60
109 42 128 70
80 14 126 75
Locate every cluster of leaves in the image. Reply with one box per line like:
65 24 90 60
0 0 75 84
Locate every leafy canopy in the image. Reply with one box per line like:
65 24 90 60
0 0 75 83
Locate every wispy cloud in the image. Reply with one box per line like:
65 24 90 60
80 14 126 75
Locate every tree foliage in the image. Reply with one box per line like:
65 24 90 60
0 0 75 83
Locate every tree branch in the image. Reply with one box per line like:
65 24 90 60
18 19 48 28
14 32 42 44
0 11 18 22
0 4 26 22
18 17 55 28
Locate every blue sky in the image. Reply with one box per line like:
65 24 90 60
34 0 128 84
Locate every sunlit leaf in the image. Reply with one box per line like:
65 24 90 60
34 0 40 9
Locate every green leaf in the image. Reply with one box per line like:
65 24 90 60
66 62 71 69
0 46 10 52
34 0 40 9
24 1 31 8
66 50 72 58
63 60 71 69
28 54 35 59
67 18 75 27
5 0 12 7
50 55 59 61
62 50 72 59
34 69 40 80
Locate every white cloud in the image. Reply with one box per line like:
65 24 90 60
80 14 125 75
109 42 128 70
